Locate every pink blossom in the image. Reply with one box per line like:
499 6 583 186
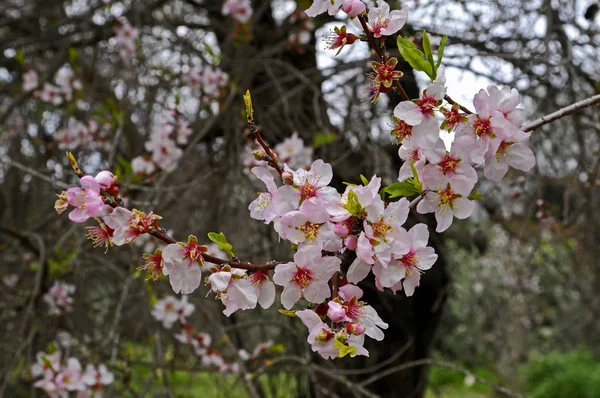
54 118 94 150
326 175 381 221
103 207 161 246
342 0 366 18
248 166 289 224
367 0 408 38
274 133 313 170
247 271 276 309
151 296 182 329
372 224 438 296
82 364 114 389
131 156 156 175
276 197 342 252
416 172 475 233
31 351 62 379
421 139 478 194
222 0 253 24
36 82 63 105
338 284 388 340
305 0 344 18
483 139 535 181
327 301 347 322
397 138 446 181
66 176 104 223
145 135 182 172
43 281 76 315
272 159 339 214
55 65 82 101
202 67 229 97
176 120 192 145
55 358 85 392
94 170 116 189
296 309 338 359
23 69 38 91
208 268 258 316
162 238 206 295
273 245 340 309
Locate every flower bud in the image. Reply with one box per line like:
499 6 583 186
107 185 120 197
343 0 366 18
315 328 335 343
346 322 365 335
282 171 294 185
252 150 265 161
344 235 358 251
327 301 347 322
335 330 348 344
95 170 116 189
333 223 350 238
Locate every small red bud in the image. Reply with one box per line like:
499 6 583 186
107 185 120 197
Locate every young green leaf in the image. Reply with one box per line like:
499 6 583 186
207 232 235 258
360 174 369 186
436 34 448 71
422 30 436 80
410 162 423 194
467 189 483 201
397 36 434 80
384 181 420 198
342 189 366 217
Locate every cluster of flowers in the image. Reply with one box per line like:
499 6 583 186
113 19 138 63
53 118 104 151
184 66 229 104
25 65 83 105
151 295 274 373
131 112 192 175
31 350 114 397
392 76 535 232
43 281 76 315
221 0 253 24
53 0 538 363
245 132 313 177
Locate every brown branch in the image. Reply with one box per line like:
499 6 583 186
522 93 600 132
444 94 474 114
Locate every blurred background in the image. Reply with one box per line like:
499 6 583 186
1 0 599 397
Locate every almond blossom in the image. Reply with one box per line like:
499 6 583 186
222 0 253 24
64 176 105 223
36 82 63 105
372 224 438 296
23 69 38 91
208 267 258 316
273 245 341 310
43 281 76 315
326 175 381 221
82 364 115 392
305 0 344 18
103 207 161 246
421 139 478 194
337 284 388 340
342 0 366 18
416 173 475 233
247 271 276 309
296 309 338 359
151 295 195 328
131 156 156 175
248 166 291 224
54 358 86 392
276 197 342 251
162 236 207 294
366 0 408 38
31 351 62 379
483 137 536 181
397 139 445 182
274 132 313 170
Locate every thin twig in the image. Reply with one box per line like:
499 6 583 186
358 358 524 398
522 93 600 132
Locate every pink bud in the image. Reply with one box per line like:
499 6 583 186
346 322 365 335
282 171 293 185
95 170 116 189
327 301 346 322
344 235 358 251
343 0 366 18
333 223 350 238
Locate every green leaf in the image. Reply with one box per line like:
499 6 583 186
68 47 79 63
422 30 436 80
436 35 448 71
384 181 420 198
360 174 369 186
243 90 253 122
267 343 285 354
207 232 235 258
312 132 336 148
278 309 297 317
410 162 423 194
397 36 434 79
467 189 483 201
334 339 357 358
342 189 366 217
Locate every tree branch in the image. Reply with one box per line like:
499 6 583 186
522 94 600 132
